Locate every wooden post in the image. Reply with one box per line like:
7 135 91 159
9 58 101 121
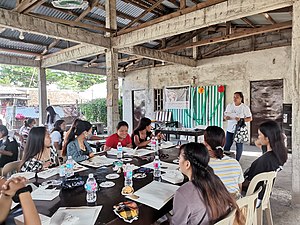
106 0 119 135
38 61 47 125
291 0 300 206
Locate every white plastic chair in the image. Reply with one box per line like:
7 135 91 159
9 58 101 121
245 171 277 225
214 209 237 225
1 160 21 177
237 187 262 225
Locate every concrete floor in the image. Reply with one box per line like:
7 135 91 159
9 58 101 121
235 144 300 225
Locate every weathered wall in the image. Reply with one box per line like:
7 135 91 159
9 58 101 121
123 46 292 131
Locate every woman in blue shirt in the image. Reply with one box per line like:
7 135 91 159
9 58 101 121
66 120 94 162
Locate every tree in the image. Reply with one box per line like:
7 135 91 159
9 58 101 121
0 65 106 91
80 98 123 126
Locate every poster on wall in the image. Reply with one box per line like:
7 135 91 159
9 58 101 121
132 89 146 130
164 86 190 109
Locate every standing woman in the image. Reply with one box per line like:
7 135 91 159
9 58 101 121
243 120 288 192
20 127 59 172
171 143 244 225
204 126 244 198
46 106 61 132
66 120 94 162
224 92 252 161
50 120 66 151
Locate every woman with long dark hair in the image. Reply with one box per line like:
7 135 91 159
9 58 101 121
104 121 132 150
171 143 244 225
66 120 94 162
243 120 288 190
20 127 59 172
224 92 252 161
46 106 60 132
50 119 66 153
204 126 244 198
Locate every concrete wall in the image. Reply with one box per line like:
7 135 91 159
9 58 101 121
122 46 292 131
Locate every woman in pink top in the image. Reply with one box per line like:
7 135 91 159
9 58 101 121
104 121 132 151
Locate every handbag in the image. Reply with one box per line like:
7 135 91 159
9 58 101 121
234 119 249 143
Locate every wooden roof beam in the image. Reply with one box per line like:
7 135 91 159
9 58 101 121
0 8 110 47
14 0 39 13
241 17 256 28
74 0 99 22
119 46 197 67
162 21 292 52
180 0 187 10
114 0 292 48
41 39 60 55
23 0 47 14
0 47 41 57
41 44 106 68
264 13 277 24
120 0 165 31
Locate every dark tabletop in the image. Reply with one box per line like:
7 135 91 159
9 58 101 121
31 147 181 225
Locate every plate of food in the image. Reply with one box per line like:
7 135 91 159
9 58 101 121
106 173 120 180
113 201 139 223
121 186 134 196
100 181 115 188
122 158 133 162
133 173 146 179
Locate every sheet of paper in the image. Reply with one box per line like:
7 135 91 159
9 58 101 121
80 155 117 168
73 163 89 173
11 172 35 180
38 167 59 179
161 170 184 184
126 181 179 210
142 161 179 172
160 141 177 149
15 213 51 225
134 149 155 157
31 187 60 201
50 206 102 225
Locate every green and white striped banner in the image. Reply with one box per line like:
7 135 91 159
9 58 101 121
169 85 225 128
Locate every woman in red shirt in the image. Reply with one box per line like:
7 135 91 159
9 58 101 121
104 121 132 151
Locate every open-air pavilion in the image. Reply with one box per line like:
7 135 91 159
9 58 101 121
0 0 300 218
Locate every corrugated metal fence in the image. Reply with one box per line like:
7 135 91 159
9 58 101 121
169 85 225 128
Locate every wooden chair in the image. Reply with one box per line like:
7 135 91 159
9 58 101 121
214 209 237 225
237 187 262 225
245 171 277 225
1 160 21 177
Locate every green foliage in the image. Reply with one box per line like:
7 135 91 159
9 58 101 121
80 98 123 126
0 65 105 91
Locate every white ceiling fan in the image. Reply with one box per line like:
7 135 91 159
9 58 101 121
52 0 89 9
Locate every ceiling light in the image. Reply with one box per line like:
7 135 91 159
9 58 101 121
52 0 89 9
19 31 25 40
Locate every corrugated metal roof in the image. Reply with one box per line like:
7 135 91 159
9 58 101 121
0 37 44 53
0 52 36 60
0 0 16 9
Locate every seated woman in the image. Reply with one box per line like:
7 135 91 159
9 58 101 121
66 120 94 162
0 176 41 225
243 120 288 193
104 121 132 151
19 118 36 153
140 117 164 140
131 127 150 149
0 125 19 168
204 126 244 198
20 127 59 172
171 143 244 225
50 119 66 153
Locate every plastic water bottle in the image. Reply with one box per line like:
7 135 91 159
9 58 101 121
85 173 98 204
65 156 74 177
154 137 159 151
151 136 156 151
117 142 123 159
124 163 133 187
153 155 161 180
93 130 97 135
59 165 66 177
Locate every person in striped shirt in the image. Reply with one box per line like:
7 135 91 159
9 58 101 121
204 126 244 199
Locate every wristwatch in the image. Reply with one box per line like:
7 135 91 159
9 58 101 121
12 185 33 203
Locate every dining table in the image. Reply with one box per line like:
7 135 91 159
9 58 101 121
26 146 181 225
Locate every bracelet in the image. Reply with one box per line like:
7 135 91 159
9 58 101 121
12 185 32 203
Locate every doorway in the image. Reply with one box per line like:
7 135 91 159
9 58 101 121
250 79 283 144
132 89 146 130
